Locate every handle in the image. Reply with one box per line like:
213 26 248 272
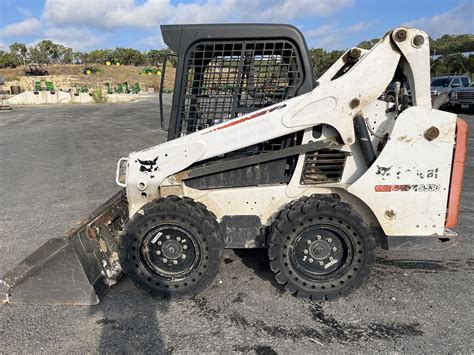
159 53 177 132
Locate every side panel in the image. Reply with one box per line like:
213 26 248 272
348 106 457 236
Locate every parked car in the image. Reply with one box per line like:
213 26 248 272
450 82 474 112
430 75 470 97
381 75 471 109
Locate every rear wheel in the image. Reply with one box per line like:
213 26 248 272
268 195 376 301
122 196 223 299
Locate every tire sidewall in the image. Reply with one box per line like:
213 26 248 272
269 196 376 300
122 200 223 298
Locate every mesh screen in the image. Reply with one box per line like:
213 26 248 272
176 40 302 144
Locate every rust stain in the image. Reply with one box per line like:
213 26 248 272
397 135 412 142
202 104 286 135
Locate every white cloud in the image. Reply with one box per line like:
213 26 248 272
305 24 334 38
347 21 371 33
139 33 165 48
42 0 353 29
0 18 43 37
43 27 107 51
18 8 33 18
169 0 238 23
260 0 353 22
304 24 341 50
43 0 170 29
406 1 474 38
304 21 372 50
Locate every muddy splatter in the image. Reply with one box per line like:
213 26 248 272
191 296 221 321
232 292 246 303
233 345 278 355
96 318 117 325
229 311 250 327
376 258 474 273
228 305 423 343
309 304 423 341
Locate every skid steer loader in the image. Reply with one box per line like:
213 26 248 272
1 24 467 305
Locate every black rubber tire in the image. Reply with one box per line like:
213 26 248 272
122 196 223 299
268 194 376 301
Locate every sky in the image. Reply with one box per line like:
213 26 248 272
0 0 473 52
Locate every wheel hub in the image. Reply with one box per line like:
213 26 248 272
291 227 348 278
309 240 331 260
139 225 200 279
161 240 183 260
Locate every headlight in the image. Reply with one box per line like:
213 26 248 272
450 91 457 100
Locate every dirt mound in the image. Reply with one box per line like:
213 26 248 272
0 64 175 93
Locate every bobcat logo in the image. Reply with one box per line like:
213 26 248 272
375 165 392 178
136 156 159 173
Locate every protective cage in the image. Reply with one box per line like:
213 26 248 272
161 24 316 188
178 40 302 136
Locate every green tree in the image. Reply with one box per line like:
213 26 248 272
28 45 47 64
113 47 145 66
75 51 90 64
356 38 380 50
431 53 473 76
0 51 17 68
9 42 28 66
431 34 474 55
61 47 74 64
88 49 112 64
309 48 345 78
37 40 60 64
146 48 176 67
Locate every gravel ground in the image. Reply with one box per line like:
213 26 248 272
0 98 473 354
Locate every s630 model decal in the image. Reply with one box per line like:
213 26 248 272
375 184 440 192
201 104 287 135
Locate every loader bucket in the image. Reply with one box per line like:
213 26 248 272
0 190 128 305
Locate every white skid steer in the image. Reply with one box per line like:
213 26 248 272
1 25 467 304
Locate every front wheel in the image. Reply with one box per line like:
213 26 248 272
122 196 224 299
268 195 376 301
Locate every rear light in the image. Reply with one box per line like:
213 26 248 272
445 118 468 228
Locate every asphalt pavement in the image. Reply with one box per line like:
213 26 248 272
0 97 473 353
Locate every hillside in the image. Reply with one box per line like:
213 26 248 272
0 64 176 93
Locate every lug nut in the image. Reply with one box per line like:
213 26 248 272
333 247 337 252
307 240 312 245
327 238 332 243
329 256 334 261
319 261 324 266
156 250 161 255
303 249 308 254
309 258 314 263
157 241 162 245
162 258 168 263
173 260 178 265
177 237 181 241
183 245 188 250
317 235 321 240
166 235 171 240
181 239 186 243
182 255 186 259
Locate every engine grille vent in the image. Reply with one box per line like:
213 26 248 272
301 149 348 184
458 91 474 99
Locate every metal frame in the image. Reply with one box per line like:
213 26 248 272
120 27 458 240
